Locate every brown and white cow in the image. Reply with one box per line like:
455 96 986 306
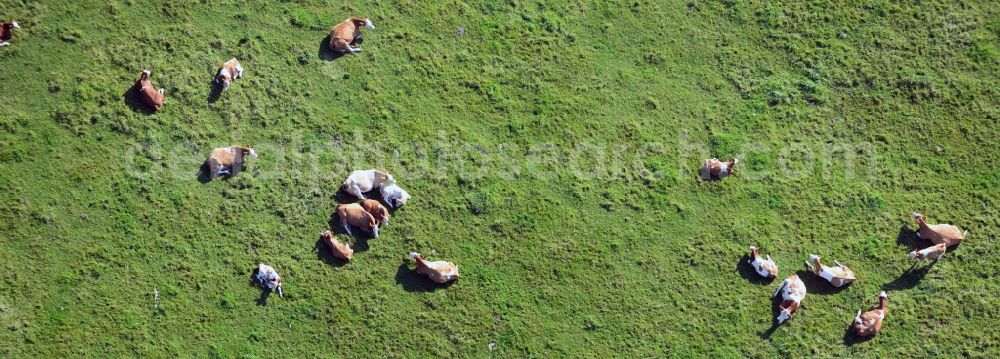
909 242 947 262
336 203 379 238
852 291 888 337
805 254 856 287
328 17 374 53
135 70 165 110
748 246 778 279
913 212 966 246
772 274 806 324
409 252 459 284
701 158 738 180
360 199 390 225
215 58 244 91
207 146 257 178
0 20 20 47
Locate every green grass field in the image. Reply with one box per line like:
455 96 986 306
1 0 999 357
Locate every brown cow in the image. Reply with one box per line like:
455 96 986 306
207 146 256 179
135 70 165 110
701 158 738 180
214 58 244 91
852 291 888 337
321 230 353 260
409 252 459 284
0 20 20 47
328 17 374 53
912 212 966 246
336 203 379 238
360 199 390 225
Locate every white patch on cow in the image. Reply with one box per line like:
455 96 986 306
365 19 375 29
819 267 836 282
219 68 231 80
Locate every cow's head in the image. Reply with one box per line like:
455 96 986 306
395 191 410 207
216 68 232 90
364 18 375 30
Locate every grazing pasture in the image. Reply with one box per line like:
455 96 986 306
0 0 998 357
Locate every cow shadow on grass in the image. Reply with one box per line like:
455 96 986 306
207 82 223 104
394 263 455 293
314 234 349 267
318 36 348 61
795 270 849 295
758 294 786 340
896 225 930 250
122 85 157 115
328 212 372 253
882 260 937 291
736 254 776 285
333 188 362 204
196 161 214 183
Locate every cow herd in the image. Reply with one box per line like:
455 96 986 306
745 211 967 337
214 155 456 296
2 13 975 341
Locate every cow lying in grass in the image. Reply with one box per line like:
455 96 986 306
135 70 165 110
772 274 806 324
321 230 353 260
409 252 459 284
805 254 856 287
0 20 20 47
207 146 256 179
748 246 778 279
852 291 888 337
912 212 966 246
255 263 283 297
701 158 738 180
380 183 410 209
909 242 947 262
342 169 394 200
328 17 374 53
336 203 379 238
361 199 390 225
215 58 244 91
